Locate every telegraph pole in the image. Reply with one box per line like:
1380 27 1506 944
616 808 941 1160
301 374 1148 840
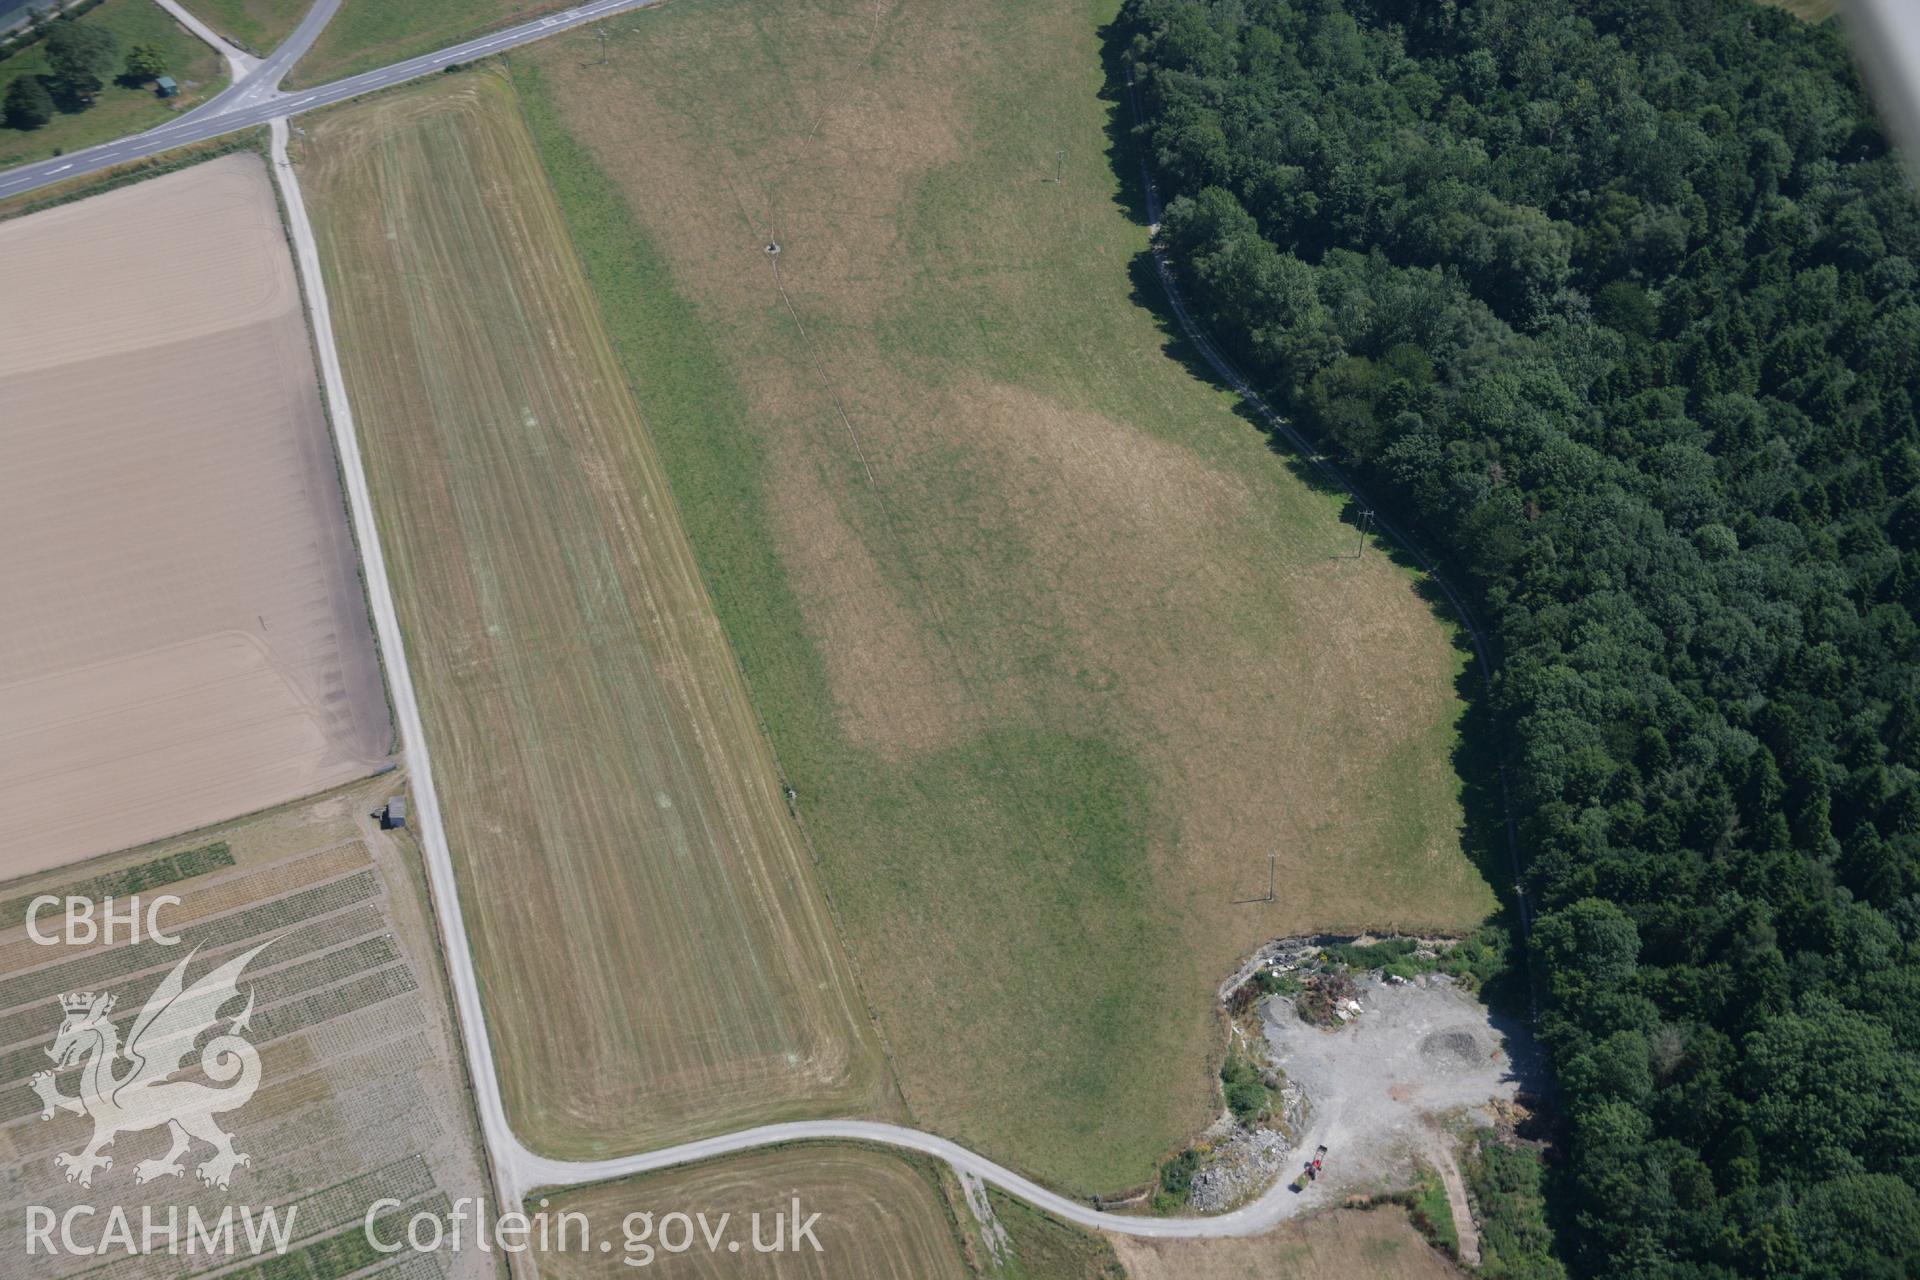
1356 509 1374 558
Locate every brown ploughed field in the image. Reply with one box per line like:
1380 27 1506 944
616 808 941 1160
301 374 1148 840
0 154 390 879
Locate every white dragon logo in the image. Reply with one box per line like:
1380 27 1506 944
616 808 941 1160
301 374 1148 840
31 940 272 1190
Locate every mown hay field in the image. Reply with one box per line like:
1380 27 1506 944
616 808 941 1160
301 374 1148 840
0 152 390 878
537 1146 972 1280
298 72 894 1158
0 777 492 1280
510 0 1497 1194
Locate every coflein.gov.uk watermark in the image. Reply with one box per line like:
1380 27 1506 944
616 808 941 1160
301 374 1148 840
367 1197 827 1267
28 1197 827 1269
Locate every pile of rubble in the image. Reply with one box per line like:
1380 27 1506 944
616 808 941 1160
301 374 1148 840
1276 1077 1309 1136
1218 935 1337 1001
1186 1127 1295 1212
1297 971 1358 1026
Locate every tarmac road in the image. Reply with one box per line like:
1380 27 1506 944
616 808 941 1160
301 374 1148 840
513 1118 1340 1238
0 0 660 201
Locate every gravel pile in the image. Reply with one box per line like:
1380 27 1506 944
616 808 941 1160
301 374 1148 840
1187 1127 1295 1211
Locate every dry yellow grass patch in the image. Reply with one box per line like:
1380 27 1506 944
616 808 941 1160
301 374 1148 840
771 455 976 757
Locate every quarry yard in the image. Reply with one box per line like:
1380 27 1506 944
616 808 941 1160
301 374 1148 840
0 152 390 877
1260 975 1539 1225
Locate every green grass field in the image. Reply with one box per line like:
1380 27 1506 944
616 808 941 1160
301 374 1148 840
175 0 305 54
511 0 1496 1195
284 0 575 87
0 0 225 167
300 72 894 1158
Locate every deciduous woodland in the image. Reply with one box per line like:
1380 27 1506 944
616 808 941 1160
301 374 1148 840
1122 0 1920 1274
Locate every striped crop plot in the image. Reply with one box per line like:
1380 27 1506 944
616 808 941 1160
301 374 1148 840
0 778 492 1280
297 72 894 1158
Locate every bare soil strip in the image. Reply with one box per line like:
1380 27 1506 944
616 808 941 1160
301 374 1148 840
0 154 390 877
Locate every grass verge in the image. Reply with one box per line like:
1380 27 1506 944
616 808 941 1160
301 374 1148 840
985 1189 1125 1279
1409 1166 1462 1261
0 125 263 221
174 0 306 55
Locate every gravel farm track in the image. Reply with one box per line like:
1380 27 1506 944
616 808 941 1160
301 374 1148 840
0 0 1532 1251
